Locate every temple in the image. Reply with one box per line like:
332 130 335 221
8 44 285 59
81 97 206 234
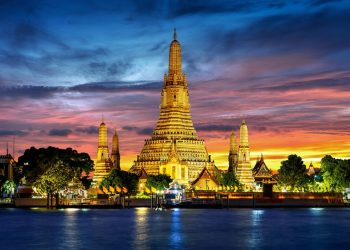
130 30 216 185
92 120 111 185
228 120 254 187
111 129 121 170
92 121 121 185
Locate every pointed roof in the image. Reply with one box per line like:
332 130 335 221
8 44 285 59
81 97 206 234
139 167 148 179
168 140 181 163
191 167 219 186
252 157 272 177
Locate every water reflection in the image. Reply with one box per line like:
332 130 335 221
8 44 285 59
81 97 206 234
62 208 79 250
134 208 150 250
249 209 265 248
170 208 183 249
309 207 324 215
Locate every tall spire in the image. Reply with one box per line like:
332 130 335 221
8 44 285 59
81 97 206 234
98 121 108 148
111 129 120 170
230 131 237 151
228 130 238 172
240 119 249 146
169 29 182 75
94 120 111 185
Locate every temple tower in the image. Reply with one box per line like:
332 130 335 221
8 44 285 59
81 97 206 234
130 30 215 183
236 120 254 186
111 129 121 170
93 120 111 185
228 131 238 172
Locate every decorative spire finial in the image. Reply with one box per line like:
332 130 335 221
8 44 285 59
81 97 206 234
174 28 177 40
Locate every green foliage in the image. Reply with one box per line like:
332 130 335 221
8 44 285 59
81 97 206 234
17 146 94 187
100 169 139 194
1 180 16 197
145 174 172 191
278 154 310 191
33 161 74 194
218 171 240 190
321 155 350 192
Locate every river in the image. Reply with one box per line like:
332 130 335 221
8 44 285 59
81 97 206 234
0 208 349 249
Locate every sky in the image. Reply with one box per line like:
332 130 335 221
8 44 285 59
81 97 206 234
0 0 350 170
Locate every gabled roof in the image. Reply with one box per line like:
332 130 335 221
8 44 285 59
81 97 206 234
253 158 273 178
138 167 148 179
191 167 219 186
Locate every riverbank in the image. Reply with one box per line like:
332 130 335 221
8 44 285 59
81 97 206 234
1 192 346 208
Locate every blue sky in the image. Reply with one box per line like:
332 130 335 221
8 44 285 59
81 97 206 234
1 0 350 169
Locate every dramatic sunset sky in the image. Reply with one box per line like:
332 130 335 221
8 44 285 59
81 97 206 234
1 0 349 170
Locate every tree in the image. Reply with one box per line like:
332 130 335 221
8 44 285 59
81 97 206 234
218 171 240 190
34 161 75 207
321 155 350 192
1 180 16 198
146 174 172 192
17 146 94 186
100 169 139 195
278 154 310 191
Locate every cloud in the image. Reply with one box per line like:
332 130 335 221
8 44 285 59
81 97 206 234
196 124 238 132
75 126 99 135
11 22 68 50
122 126 153 135
205 6 350 63
48 129 72 137
0 85 62 99
0 130 29 136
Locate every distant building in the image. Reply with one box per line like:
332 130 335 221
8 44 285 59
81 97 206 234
0 154 15 181
252 155 277 196
191 167 219 191
110 129 121 170
228 131 238 173
252 155 277 186
228 120 254 187
92 121 121 185
307 162 320 176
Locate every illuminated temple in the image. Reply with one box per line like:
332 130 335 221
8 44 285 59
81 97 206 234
130 30 216 185
228 120 254 186
93 120 120 185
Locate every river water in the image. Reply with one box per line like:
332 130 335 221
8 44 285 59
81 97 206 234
0 208 349 249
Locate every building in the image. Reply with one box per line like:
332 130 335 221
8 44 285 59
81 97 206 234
307 162 320 176
92 120 112 185
252 155 277 196
130 30 216 185
228 120 254 187
228 131 238 172
111 129 121 170
0 154 15 181
92 121 122 185
191 167 219 191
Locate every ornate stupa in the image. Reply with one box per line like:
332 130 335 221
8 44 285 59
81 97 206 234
92 120 112 185
130 30 215 185
228 131 238 173
110 129 121 170
236 120 254 185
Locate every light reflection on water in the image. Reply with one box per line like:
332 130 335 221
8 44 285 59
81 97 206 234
250 209 264 248
170 208 182 248
63 208 79 250
1 207 350 250
134 208 150 249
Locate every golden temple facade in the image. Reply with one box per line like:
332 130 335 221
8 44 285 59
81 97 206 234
92 121 120 185
228 120 254 186
130 30 215 185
